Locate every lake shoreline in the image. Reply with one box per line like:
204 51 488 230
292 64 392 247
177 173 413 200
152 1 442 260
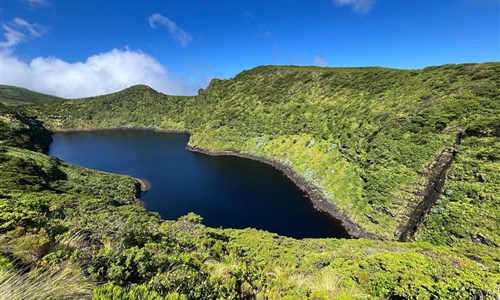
137 178 151 192
187 145 381 240
53 126 190 134
50 127 372 239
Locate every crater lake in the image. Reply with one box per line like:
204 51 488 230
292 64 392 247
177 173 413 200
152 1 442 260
49 130 349 239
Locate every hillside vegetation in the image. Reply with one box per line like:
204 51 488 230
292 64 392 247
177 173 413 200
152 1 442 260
33 63 500 245
0 101 499 299
0 85 64 106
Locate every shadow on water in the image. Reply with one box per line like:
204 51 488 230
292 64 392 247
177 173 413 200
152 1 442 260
49 130 349 239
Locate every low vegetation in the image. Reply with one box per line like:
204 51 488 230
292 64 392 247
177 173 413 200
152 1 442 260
0 62 498 298
0 85 63 106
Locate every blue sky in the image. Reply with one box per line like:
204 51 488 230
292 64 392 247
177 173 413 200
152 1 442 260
1 0 499 97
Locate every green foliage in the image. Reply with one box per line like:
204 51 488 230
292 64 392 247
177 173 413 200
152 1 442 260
93 284 168 300
11 229 52 265
0 105 53 152
415 135 500 253
228 229 500 299
0 84 63 106
0 62 498 298
31 85 193 131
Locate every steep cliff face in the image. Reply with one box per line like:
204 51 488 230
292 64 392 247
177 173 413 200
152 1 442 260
399 135 460 241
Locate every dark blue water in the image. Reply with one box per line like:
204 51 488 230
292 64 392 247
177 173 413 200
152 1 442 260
49 130 349 239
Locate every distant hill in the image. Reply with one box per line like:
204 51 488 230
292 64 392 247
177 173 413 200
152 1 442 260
0 84 64 106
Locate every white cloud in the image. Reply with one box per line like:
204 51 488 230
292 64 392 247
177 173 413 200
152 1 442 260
25 0 51 8
1 49 206 98
0 18 205 98
1 18 46 53
148 13 192 47
332 0 375 13
313 54 329 67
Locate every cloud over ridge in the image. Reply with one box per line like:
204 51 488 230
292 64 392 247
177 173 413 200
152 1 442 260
1 49 201 98
1 17 205 98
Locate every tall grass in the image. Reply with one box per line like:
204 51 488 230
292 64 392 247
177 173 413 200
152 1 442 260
0 233 95 300
292 268 368 299
0 265 95 300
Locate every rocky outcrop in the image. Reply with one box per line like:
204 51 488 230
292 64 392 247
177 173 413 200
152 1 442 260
398 134 462 241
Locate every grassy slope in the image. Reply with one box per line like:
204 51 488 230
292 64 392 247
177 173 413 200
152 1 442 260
32 63 500 246
32 85 194 131
0 85 64 106
0 105 499 299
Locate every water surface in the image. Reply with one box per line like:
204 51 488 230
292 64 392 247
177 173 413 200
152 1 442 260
49 130 349 239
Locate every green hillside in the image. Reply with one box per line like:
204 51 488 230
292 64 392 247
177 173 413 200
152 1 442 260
0 62 498 299
33 63 500 245
0 85 64 106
